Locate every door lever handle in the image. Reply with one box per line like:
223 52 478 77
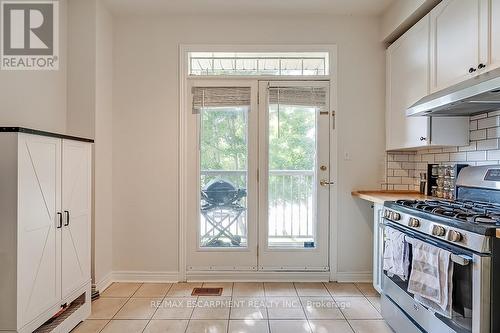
320 179 335 187
64 210 70 226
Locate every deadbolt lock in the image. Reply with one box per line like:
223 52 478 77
320 165 327 171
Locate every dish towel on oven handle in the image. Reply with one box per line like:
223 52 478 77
407 238 454 318
383 227 409 280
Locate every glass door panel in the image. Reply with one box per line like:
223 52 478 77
186 82 258 271
267 97 317 248
199 105 249 248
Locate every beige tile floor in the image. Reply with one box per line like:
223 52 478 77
72 282 394 333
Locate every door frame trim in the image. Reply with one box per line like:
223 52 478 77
179 44 339 281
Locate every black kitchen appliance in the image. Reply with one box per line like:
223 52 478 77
200 179 247 247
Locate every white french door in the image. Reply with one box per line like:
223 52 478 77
186 80 259 271
258 81 330 271
185 79 330 272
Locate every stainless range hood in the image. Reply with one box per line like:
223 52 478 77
406 67 500 117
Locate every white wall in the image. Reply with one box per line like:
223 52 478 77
66 0 113 288
93 0 114 288
67 0 96 138
0 0 67 133
112 14 386 278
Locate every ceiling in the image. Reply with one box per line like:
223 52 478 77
104 0 395 16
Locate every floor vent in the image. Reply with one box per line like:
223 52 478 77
191 287 223 296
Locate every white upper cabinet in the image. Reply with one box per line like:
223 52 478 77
491 0 500 70
386 15 469 151
387 15 430 150
430 0 489 92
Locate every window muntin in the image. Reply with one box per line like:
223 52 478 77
189 52 329 76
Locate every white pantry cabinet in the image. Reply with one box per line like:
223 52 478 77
386 14 469 151
0 130 92 333
430 0 489 92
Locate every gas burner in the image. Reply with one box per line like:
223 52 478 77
394 199 500 226
394 200 418 207
467 214 500 225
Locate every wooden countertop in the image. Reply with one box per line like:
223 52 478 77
351 190 432 204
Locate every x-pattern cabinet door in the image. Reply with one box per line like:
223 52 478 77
61 140 92 298
17 134 62 327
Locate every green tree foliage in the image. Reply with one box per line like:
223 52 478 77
200 105 316 203
268 105 315 171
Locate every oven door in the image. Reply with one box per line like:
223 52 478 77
382 221 491 333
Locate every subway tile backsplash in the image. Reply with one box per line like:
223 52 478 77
383 111 500 191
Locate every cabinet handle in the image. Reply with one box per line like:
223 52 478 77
478 63 486 70
469 67 477 73
64 210 70 226
56 212 62 228
420 137 427 141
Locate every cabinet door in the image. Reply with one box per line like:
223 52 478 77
430 0 489 92
61 140 91 298
386 15 430 150
372 204 384 293
17 134 61 327
491 0 500 71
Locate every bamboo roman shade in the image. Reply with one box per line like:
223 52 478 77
192 87 251 113
268 86 328 110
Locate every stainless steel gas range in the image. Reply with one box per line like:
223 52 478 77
380 165 500 333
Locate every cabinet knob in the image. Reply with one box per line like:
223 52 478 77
469 67 477 73
420 137 427 141
478 63 486 70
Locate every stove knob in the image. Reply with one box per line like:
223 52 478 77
432 225 446 237
408 218 420 228
448 230 463 242
392 212 401 221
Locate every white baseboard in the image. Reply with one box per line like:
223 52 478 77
93 271 113 293
186 270 331 282
112 271 180 283
101 270 371 284
335 271 372 283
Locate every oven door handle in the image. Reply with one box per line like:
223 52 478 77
405 236 472 266
450 254 472 266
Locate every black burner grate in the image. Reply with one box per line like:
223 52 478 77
394 199 500 225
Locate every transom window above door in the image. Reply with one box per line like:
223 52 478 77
188 52 329 76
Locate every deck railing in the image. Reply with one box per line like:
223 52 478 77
200 170 315 246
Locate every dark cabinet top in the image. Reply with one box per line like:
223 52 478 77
0 127 94 143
